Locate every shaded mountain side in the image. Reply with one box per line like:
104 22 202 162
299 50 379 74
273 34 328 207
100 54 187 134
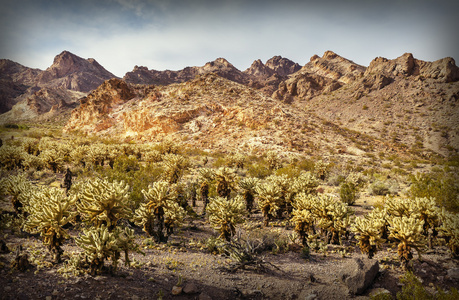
0 87 84 124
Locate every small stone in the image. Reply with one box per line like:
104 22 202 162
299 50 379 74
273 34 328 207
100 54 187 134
52 289 59 296
199 293 212 300
131 296 140 300
4 286 12 292
45 297 52 300
447 268 459 280
171 285 182 295
183 283 199 294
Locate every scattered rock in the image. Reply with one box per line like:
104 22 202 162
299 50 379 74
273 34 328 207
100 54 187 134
171 285 183 295
304 293 318 300
446 268 459 280
183 283 199 294
340 257 380 295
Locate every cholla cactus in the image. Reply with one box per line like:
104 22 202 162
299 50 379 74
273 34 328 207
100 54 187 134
351 216 385 258
0 173 32 214
311 194 353 244
75 224 120 275
164 201 186 236
133 181 178 242
162 154 189 184
437 210 459 258
256 182 282 226
227 153 245 169
158 139 179 154
291 193 316 247
238 177 260 213
22 153 44 171
21 137 39 155
23 187 77 262
291 171 319 196
388 216 426 270
0 145 26 170
214 167 237 199
366 207 390 239
40 148 64 172
265 174 293 217
385 197 411 218
265 151 282 170
112 226 144 266
314 160 329 180
410 197 440 248
70 145 90 168
143 149 163 163
77 178 131 229
206 196 245 241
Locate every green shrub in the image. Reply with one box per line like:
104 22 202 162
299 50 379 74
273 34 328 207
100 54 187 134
340 182 358 205
408 172 459 212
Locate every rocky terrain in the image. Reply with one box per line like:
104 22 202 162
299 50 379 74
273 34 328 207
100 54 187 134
1 50 458 157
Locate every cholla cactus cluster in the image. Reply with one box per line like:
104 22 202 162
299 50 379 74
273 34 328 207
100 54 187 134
133 181 184 243
351 216 385 258
206 196 245 241
77 178 132 229
23 187 77 262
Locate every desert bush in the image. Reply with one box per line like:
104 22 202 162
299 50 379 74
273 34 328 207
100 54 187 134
76 178 132 229
314 160 330 180
290 193 316 247
21 137 40 155
206 195 245 241
22 186 77 262
339 182 358 205
265 151 282 170
408 172 459 212
368 178 398 196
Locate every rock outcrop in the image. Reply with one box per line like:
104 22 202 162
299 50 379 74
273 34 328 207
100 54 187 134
64 78 136 133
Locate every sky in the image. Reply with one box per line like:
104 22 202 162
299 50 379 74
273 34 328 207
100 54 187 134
0 0 458 77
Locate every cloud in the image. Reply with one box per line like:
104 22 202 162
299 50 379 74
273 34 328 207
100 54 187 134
1 0 457 76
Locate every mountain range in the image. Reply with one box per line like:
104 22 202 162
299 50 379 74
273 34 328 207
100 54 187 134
0 50 458 157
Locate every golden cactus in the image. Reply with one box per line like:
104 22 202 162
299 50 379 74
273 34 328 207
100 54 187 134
437 209 459 258
75 224 120 275
0 145 26 170
291 171 319 196
256 182 282 226
133 181 178 242
291 193 316 247
77 178 131 229
351 216 385 258
40 148 64 172
162 153 189 184
23 187 77 262
0 173 32 214
206 196 245 241
238 177 260 213
388 216 426 270
214 167 237 199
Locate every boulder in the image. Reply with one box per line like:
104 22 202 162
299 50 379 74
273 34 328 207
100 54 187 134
340 257 380 295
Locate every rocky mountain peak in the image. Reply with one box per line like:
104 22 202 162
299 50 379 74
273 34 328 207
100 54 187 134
244 59 274 79
265 56 301 77
36 51 116 92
